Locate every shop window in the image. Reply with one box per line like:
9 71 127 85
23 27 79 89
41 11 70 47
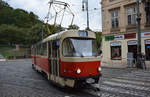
111 42 121 60
145 40 150 61
146 13 150 24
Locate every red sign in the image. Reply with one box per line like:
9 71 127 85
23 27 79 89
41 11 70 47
124 33 136 39
144 33 150 35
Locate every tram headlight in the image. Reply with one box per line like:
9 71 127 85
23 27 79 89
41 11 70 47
77 68 81 74
98 67 101 72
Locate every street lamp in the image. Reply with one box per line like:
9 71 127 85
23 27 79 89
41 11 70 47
136 0 143 69
82 0 90 30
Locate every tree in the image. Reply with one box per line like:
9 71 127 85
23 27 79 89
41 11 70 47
27 24 44 44
68 24 79 30
0 24 27 45
95 32 102 49
0 0 10 10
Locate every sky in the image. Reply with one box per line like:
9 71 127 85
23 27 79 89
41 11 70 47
4 0 102 31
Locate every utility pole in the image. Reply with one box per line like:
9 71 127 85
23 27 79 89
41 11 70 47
136 0 142 69
82 0 90 30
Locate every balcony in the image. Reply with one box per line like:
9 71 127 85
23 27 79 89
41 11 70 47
126 24 137 32
110 27 120 33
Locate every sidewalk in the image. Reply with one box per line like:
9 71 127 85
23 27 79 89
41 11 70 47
0 54 6 61
101 62 150 69
101 62 128 69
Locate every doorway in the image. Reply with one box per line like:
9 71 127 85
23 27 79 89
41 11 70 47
128 40 137 64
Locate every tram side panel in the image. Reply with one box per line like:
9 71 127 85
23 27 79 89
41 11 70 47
36 56 50 73
31 43 50 74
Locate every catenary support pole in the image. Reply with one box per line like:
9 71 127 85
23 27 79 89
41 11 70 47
136 0 142 69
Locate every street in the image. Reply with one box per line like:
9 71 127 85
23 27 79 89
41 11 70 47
0 59 150 97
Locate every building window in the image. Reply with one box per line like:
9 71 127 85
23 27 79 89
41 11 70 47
145 1 150 24
111 42 121 60
146 13 150 24
111 11 119 28
127 8 136 25
145 40 150 61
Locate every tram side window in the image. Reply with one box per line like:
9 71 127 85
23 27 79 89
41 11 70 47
31 46 34 55
52 40 59 57
63 38 74 57
42 43 47 56
37 45 41 55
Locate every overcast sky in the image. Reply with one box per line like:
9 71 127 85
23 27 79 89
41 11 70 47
4 0 102 31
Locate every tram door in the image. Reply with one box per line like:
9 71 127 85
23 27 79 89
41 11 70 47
49 40 60 77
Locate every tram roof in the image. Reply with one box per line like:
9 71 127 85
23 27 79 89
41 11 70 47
42 30 96 43
42 30 74 43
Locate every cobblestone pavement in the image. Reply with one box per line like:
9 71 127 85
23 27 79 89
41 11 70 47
0 59 150 97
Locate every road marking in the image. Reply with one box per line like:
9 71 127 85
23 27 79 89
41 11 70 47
103 81 150 91
100 84 146 97
103 78 150 87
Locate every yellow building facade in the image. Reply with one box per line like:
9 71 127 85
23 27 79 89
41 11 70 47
101 0 150 67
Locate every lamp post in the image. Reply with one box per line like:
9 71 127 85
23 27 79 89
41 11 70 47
82 0 90 30
136 0 142 69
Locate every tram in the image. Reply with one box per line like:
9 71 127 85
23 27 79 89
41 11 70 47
31 30 102 88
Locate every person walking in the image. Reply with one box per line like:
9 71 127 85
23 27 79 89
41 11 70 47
141 53 147 69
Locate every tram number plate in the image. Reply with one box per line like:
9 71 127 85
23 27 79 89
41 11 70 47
86 78 95 84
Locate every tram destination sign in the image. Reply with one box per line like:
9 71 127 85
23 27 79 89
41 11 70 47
78 31 88 37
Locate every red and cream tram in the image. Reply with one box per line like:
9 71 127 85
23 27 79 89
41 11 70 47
31 30 102 88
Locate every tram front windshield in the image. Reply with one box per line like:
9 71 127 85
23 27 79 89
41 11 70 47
63 38 99 57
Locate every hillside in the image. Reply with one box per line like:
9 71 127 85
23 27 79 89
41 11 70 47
0 0 44 45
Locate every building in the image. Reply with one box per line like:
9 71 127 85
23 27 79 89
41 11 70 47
101 0 150 68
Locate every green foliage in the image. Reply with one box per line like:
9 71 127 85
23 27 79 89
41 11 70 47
27 24 44 44
0 24 28 44
68 24 79 30
96 32 102 48
0 0 68 46
0 7 41 28
0 0 10 10
0 0 44 46
0 45 29 58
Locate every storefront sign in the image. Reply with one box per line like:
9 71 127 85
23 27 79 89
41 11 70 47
111 42 121 46
124 33 136 39
105 35 114 41
141 32 150 38
145 39 150 44
114 35 124 40
128 40 137 45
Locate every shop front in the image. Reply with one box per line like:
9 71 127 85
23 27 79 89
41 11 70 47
102 32 150 68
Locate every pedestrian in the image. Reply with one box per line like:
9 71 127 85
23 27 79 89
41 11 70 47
141 53 147 69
